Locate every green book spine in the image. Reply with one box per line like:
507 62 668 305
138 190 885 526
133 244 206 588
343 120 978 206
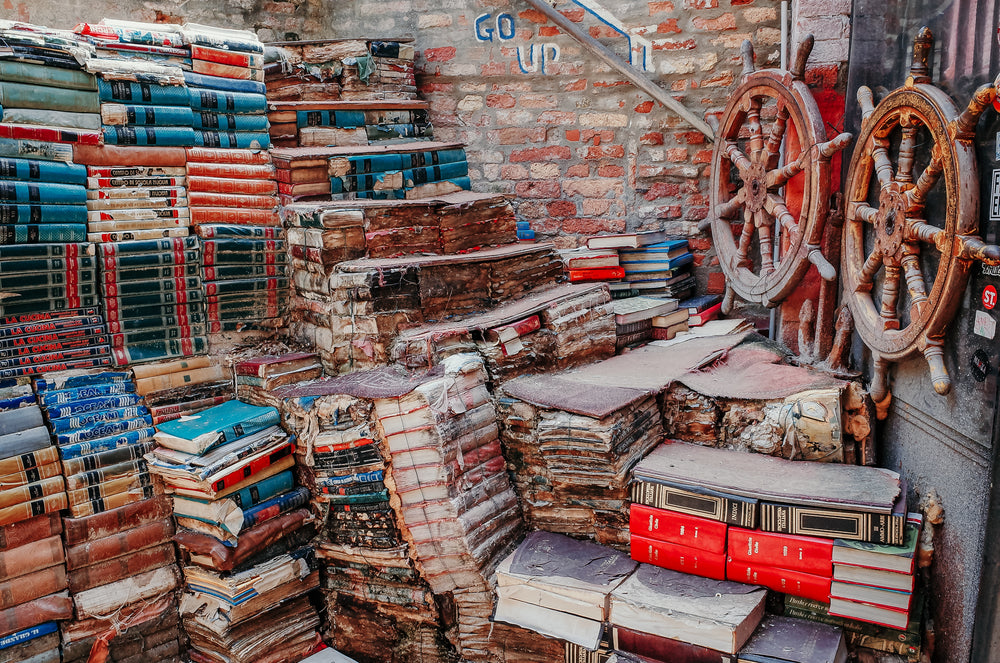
101 277 202 298
202 264 287 280
0 297 99 316
0 82 100 113
0 61 98 91
0 283 95 300
104 288 204 309
0 256 95 274
111 337 208 366
100 250 200 271
98 236 197 256
0 157 87 185
111 325 207 346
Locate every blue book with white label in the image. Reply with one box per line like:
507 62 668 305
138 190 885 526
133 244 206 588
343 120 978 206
55 415 153 445
242 485 310 529
58 425 156 459
183 70 266 95
34 371 130 392
49 405 149 433
155 399 281 454
41 382 135 407
0 621 58 650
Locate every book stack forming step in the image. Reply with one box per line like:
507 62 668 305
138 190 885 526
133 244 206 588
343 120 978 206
612 295 680 350
133 356 233 426
497 387 664 549
32 369 184 663
579 231 695 301
0 23 101 145
328 144 470 201
76 20 196 149
184 148 287 344
370 354 523 661
277 375 451 662
235 352 322 407
144 399 323 663
182 25 270 151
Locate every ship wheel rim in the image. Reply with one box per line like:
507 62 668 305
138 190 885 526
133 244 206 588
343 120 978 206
709 70 831 306
841 84 972 360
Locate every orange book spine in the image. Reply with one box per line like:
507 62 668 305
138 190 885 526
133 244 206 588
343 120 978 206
190 43 263 68
0 565 67 609
191 207 281 226
188 192 279 209
191 59 264 81
185 147 272 165
0 513 61 551
186 163 276 179
0 535 63 580
0 592 72 633
0 493 67 527
187 176 277 196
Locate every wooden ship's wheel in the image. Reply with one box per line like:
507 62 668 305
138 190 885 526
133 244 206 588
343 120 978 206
842 27 1000 411
707 35 852 312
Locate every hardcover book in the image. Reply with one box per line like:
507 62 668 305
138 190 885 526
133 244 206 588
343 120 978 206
737 615 847 663
630 534 727 580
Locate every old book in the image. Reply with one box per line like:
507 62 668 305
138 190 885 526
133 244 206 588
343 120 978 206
630 534 727 580
153 400 280 454
492 595 604 650
236 352 319 378
0 592 71 637
0 565 67 610
587 230 668 250
174 507 312 571
613 297 678 325
728 528 833 576
612 626 736 663
0 513 61 551
0 535 63 582
782 594 921 657
737 615 847 663
0 447 60 480
0 461 63 490
831 564 915 593
609 565 766 654
0 492 67 526
0 625 59 663
629 503 727 553
61 494 171 545
728 560 831 603
827 597 909 630
134 365 227 395
759 499 906 546
829 581 911 611
630 479 757 528
73 565 180 619
831 513 921 574
67 542 175 593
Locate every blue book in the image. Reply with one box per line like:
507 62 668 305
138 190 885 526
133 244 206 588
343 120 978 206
108 104 194 127
0 181 86 205
318 469 384 487
620 252 694 272
0 157 86 185
516 221 531 230
517 229 535 240
242 486 310 530
34 371 131 392
0 622 58 650
0 204 89 225
188 89 266 114
0 224 87 243
106 235 198 255
155 399 281 454
102 126 196 146
193 130 269 149
41 382 136 406
183 70 266 95
97 80 190 106
55 415 153 445
346 153 405 174
405 148 466 168
58 426 156 459
366 123 422 140
192 112 269 131
355 189 406 200
45 393 143 419
617 239 689 257
50 405 149 432
404 161 468 185
0 393 35 411
296 109 365 129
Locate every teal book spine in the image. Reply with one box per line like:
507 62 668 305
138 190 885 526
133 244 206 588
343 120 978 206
102 277 202 297
346 153 405 174
404 161 469 185
97 80 190 106
106 263 200 283
102 126 196 147
0 256 95 274
0 204 88 224
188 89 266 114
0 269 95 289
0 181 86 205
181 31 264 55
0 224 86 243
99 236 197 256
204 277 287 295
111 336 208 366
0 61 97 91
104 301 205 322
355 189 406 200
193 112 269 131
0 82 100 113
0 158 87 185
106 104 194 127
106 312 206 332
155 398 279 446
102 249 200 270
405 148 466 168
0 283 95 301
105 288 204 308
228 470 295 510
297 109 365 128
194 130 269 149
111 325 207 346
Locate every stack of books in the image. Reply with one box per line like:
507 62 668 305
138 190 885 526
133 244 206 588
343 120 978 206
328 144 469 202
132 356 232 425
37 371 157 519
561 247 625 284
277 378 445 660
737 615 848 663
187 147 280 228
235 352 322 407
366 41 419 101
264 39 354 135
59 499 184 663
370 354 522 659
516 220 534 241
493 531 637 650
680 294 724 328
271 148 334 204
97 236 208 366
146 399 322 663
0 23 100 142
612 296 678 349
76 18 190 68
726 527 834 602
181 24 270 150
618 239 694 300
0 517 70 661
270 99 431 150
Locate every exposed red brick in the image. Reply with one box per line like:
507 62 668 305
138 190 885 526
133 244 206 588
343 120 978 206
564 179 623 198
582 199 619 217
685 206 709 221
692 149 713 164
481 61 506 76
564 79 588 92
688 237 712 251
641 132 665 146
489 127 546 145
581 129 615 143
566 164 590 177
547 200 577 217
644 182 681 200
656 19 682 34
539 26 560 37
683 0 718 7
598 164 625 177
706 271 726 294
654 39 697 51
509 146 572 162
516 201 548 219
585 145 626 159
588 25 621 39
485 93 516 109
424 46 456 62
593 80 631 88
520 94 558 109
671 79 689 92
693 13 736 30
559 8 585 21
659 205 683 218
565 129 580 142
692 254 705 267
518 8 548 23
701 71 735 87
648 1 675 13
666 147 688 162
673 131 706 145
419 82 454 93
634 100 654 113
537 111 577 125
516 180 561 198
686 193 709 206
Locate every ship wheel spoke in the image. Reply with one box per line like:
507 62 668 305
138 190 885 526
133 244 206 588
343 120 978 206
715 189 746 221
900 246 929 318
896 118 919 184
764 193 798 235
907 219 944 247
871 137 896 190
763 99 789 170
767 152 806 190
723 141 753 177
746 96 765 161
856 249 883 293
879 265 902 330
905 152 943 210
735 207 756 269
852 202 880 225
756 210 776 274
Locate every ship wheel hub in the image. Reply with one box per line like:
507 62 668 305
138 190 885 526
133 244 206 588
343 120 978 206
745 163 768 213
874 187 908 260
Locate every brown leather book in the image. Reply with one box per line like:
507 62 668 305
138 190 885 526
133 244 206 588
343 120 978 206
0 591 71 638
65 519 174 570
0 476 65 510
0 493 67 527
0 513 61 551
72 144 187 167
174 508 311 571
0 446 60 480
0 565 67 610
73 566 180 620
0 631 59 663
60 496 164 544
0 461 63 492
0 535 63 581
67 542 176 593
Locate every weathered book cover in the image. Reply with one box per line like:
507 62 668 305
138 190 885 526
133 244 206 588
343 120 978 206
612 626 737 663
190 207 280 226
0 461 62 491
65 472 154 509
62 494 171 545
73 565 180 619
65 458 148 491
188 176 277 195
67 541 175 593
154 399 280 454
0 157 86 185
0 535 63 581
185 146 272 165
630 479 757 528
0 513 61 551
629 534 727 581
187 163 275 180
174 507 311 571
0 592 72 637
0 427 52 460
67 484 158 519
188 191 278 209
0 565 67 610
759 501 906 546
97 79 189 105
57 426 156 460
61 441 153 477
737 615 847 663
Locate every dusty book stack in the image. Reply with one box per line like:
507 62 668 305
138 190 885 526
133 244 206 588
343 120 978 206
235 352 322 407
184 147 287 345
327 143 471 201
370 354 522 661
145 399 322 663
132 356 232 425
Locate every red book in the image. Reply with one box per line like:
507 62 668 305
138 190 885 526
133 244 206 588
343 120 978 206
186 163 275 180
64 519 174 570
191 207 281 226
568 266 626 282
189 192 279 209
210 442 295 493
185 147 273 165
0 123 101 145
0 513 61 551
726 560 831 603
74 144 188 167
0 591 72 635
727 527 833 576
689 302 723 326
187 176 277 196
67 542 176 593
0 535 64 581
189 43 263 69
235 352 318 378
629 503 727 554
612 625 736 663
630 533 727 580
0 565 68 610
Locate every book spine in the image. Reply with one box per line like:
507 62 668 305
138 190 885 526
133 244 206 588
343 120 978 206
102 126 196 147
190 44 263 68
0 122 101 146
0 620 58 651
97 80 190 106
44 392 141 418
0 593 72 636
193 131 271 150
67 484 158 519
0 513 61 551
0 158 86 185
110 338 207 366
149 395 228 419
65 458 148 491
187 176 276 196
188 191 277 209
0 535 63 580
0 137 73 162
759 502 906 546
61 495 171 545
100 104 194 127
98 235 196 256
184 147 272 165
181 31 265 54
65 519 174 570
629 534 727 580
188 90 266 114
186 163 274 179
0 476 65 511
0 462 62 491
57 426 156 459
67 542 175 594
630 479 757 528
101 277 202 298
192 112 269 132
0 566 67 610
210 442 294 493
190 207 280 226
241 486 310 530
61 442 153 477
728 560 832 603
0 225 86 244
